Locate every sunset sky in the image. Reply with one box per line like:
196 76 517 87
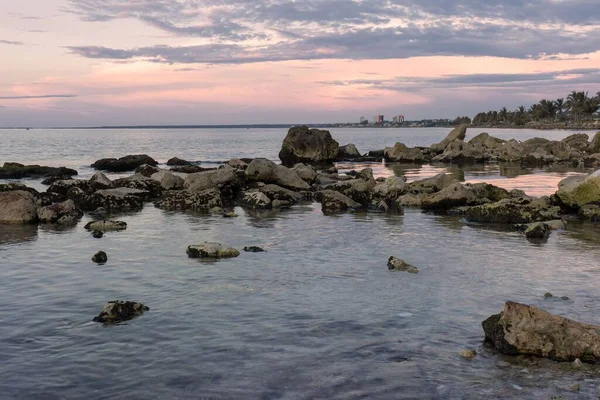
1 0 600 127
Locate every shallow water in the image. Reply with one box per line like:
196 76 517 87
1 127 600 399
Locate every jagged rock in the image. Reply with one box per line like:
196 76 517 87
245 158 309 191
430 125 468 153
373 176 407 201
240 190 272 209
482 301 600 362
337 144 361 159
167 157 191 166
227 159 248 170
37 200 83 225
89 172 112 190
458 197 561 224
468 132 505 149
279 125 339 166
260 184 302 207
91 155 158 172
422 182 477 210
524 222 551 240
546 141 580 161
154 188 222 211
466 183 510 202
384 142 426 163
112 174 162 198
396 193 425 207
47 179 92 196
315 190 364 213
0 182 39 195
87 188 146 211
41 175 74 185
85 220 127 231
432 139 487 163
0 162 77 179
579 204 600 222
0 191 39 224
244 246 266 252
556 169 600 209
184 166 237 193
170 165 212 173
387 256 419 273
134 164 161 177
496 140 524 162
357 168 374 181
562 133 590 153
590 132 600 153
151 170 184 190
92 230 103 238
292 163 317 184
92 251 108 264
329 178 375 205
521 137 551 153
93 301 149 324
186 242 240 258
409 173 459 194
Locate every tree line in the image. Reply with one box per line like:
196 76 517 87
452 91 600 126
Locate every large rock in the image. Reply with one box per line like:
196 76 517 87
47 179 92 196
0 183 39 195
89 172 112 190
483 301 600 362
458 197 561 224
87 188 146 211
151 170 184 190
432 140 487 163
556 170 600 209
279 125 339 167
329 178 375 205
430 125 468 153
37 200 83 225
315 190 363 213
579 204 600 222
496 140 524 162
93 301 149 324
245 159 309 191
0 162 77 179
184 166 237 193
590 132 600 154
524 222 551 240
409 173 458 194
154 188 222 211
292 163 317 184
91 155 158 172
186 242 240 258
112 174 162 198
0 191 39 224
384 143 426 163
562 133 590 153
466 183 510 202
468 132 505 149
373 176 407 201
337 144 361 160
85 220 127 231
422 182 477 210
167 157 191 166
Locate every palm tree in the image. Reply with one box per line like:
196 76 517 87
499 107 508 122
555 98 565 119
566 91 589 120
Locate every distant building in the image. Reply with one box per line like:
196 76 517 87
359 116 366 123
392 115 405 123
373 114 384 124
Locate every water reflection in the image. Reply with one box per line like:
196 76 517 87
0 224 38 245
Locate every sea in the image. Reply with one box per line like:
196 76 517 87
0 127 599 399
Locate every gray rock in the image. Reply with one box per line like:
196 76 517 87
409 173 458 194
85 220 127 231
93 300 149 324
468 132 505 149
387 256 419 273
279 125 339 166
87 188 146 211
315 190 363 213
47 179 92 196
556 169 600 209
422 182 477 210
151 170 184 190
260 184 302 207
240 190 272 209
135 164 161 177
373 176 407 201
112 173 162 198
459 197 561 224
92 251 108 264
329 178 375 205
337 143 361 159
0 190 39 224
37 199 83 225
89 172 112 190
292 163 317 183
184 166 237 193
430 124 468 153
245 158 309 191
562 133 590 153
384 142 425 162
186 242 240 258
227 158 248 170
154 188 222 211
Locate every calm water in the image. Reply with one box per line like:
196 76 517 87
1 128 599 399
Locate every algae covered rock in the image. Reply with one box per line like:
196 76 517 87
93 300 149 324
37 199 83 225
187 242 240 259
460 197 561 224
524 222 550 240
421 182 476 210
315 190 363 213
556 170 600 209
154 188 222 211
85 220 127 232
387 256 419 273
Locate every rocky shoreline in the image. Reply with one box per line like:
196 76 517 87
1 124 600 361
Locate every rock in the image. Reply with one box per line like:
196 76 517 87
0 162 77 179
151 170 184 190
154 188 222 211
227 158 248 170
89 172 112 190
459 197 561 224
509 189 528 198
556 170 600 209
47 179 92 196
432 140 487 163
545 141 580 161
292 163 317 184
240 190 272 209
85 220 127 231
422 182 477 210
384 142 426 163
337 144 361 160
167 157 191 166
41 175 74 185
135 164 161 177
92 251 108 264
521 137 551 153
373 176 407 201
590 131 600 153
186 242 240 258
92 301 149 324
184 166 237 193
387 256 419 273
329 179 375 206
579 204 600 222
573 358 583 367
567 384 580 393
315 190 363 213
357 168 374 181
112 174 162 198
260 184 302 207
466 183 510 202
468 132 505 149
430 124 468 153
91 155 158 172
459 349 477 359
37 200 83 225
244 246 266 252
170 165 212 173
544 292 554 298
562 133 590 153
245 158 309 191
524 222 550 240
482 301 600 362
92 230 104 238
87 188 146 211
279 125 339 167
396 193 425 207
497 140 524 162
0 182 39 195
517 219 565 232
409 173 459 194
0 191 39 224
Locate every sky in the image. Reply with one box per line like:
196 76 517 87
1 0 600 127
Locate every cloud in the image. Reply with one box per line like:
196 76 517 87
0 94 78 100
0 40 24 45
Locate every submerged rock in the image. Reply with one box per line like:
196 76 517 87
186 242 240 258
0 190 39 225
85 220 127 232
524 222 550 240
93 300 149 324
459 349 477 359
244 246 266 252
91 155 158 172
482 301 600 362
387 256 419 273
279 125 339 167
0 162 77 179
92 251 108 264
92 230 104 239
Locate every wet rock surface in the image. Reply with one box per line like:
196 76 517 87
92 251 108 264
92 155 158 172
92 301 149 324
0 162 77 179
387 256 419 273
0 190 39 225
84 220 127 232
186 242 240 258
279 125 339 167
37 200 83 225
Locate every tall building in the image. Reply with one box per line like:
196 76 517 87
392 115 405 123
373 115 384 124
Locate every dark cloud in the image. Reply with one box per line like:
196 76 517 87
0 94 78 100
0 40 24 45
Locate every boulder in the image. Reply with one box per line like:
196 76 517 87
432 140 487 163
496 140 524 162
409 173 458 194
521 137 551 153
0 182 39 195
579 204 600 222
167 157 191 166
373 176 407 201
89 172 112 190
0 191 39 224
458 197 561 224
91 155 158 172
421 182 477 210
184 166 237 193
93 301 149 324
545 141 580 161
562 133 590 153
387 256 419 273
468 132 505 149
466 183 510 202
170 165 212 173
482 301 600 362
186 242 240 258
292 163 317 184
92 251 108 264
87 188 146 211
329 178 375 205
315 190 363 213
151 170 184 190
112 174 162 198
244 246 266 252
590 131 600 153
384 142 425 163
524 222 550 240
556 170 600 209
337 144 361 160
135 164 161 177
430 125 468 153
41 175 74 185
357 168 374 181
245 159 309 191
154 188 222 211
260 184 302 207
37 200 83 225
84 220 127 232
0 162 77 179
47 179 92 196
279 125 339 167
240 191 272 209
396 193 425 207
227 159 248 170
